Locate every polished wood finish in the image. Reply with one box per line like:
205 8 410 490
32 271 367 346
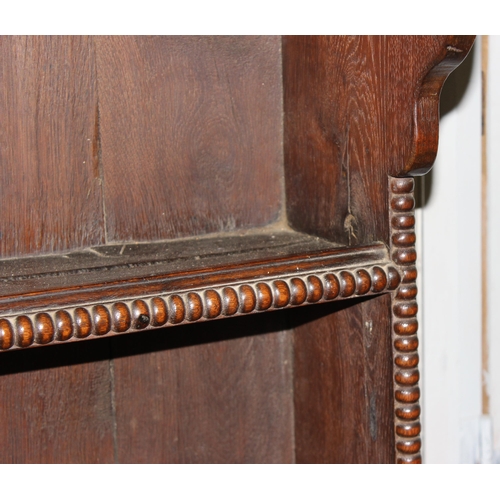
389 176 421 464
0 36 475 463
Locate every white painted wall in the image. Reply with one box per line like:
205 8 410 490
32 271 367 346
487 35 500 463
419 36 484 463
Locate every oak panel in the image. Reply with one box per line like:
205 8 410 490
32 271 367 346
112 313 294 463
0 340 114 463
0 36 105 258
283 36 472 246
293 294 394 463
96 36 284 243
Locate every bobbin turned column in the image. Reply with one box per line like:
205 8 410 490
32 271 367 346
390 176 421 464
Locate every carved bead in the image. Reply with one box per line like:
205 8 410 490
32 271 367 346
256 283 273 311
395 404 420 420
391 195 415 212
0 318 14 350
222 287 239 316
395 353 419 368
393 301 418 318
395 369 420 386
272 280 290 308
238 285 256 313
75 308 92 338
16 315 34 347
306 275 323 303
204 290 222 319
396 439 421 454
395 387 420 404
392 248 417 266
390 176 420 463
396 284 418 301
370 267 387 293
169 295 185 324
394 336 419 352
396 422 421 438
93 305 111 336
290 278 307 305
355 269 371 295
131 299 151 329
339 271 355 297
386 267 401 290
150 297 168 326
34 312 55 344
391 215 415 230
392 232 416 247
111 302 131 332
55 310 73 341
391 177 414 194
393 320 418 336
186 293 203 321
323 273 340 300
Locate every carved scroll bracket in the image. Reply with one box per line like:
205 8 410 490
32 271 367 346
403 35 475 176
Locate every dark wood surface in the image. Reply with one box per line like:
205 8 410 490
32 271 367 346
0 36 105 259
95 36 284 243
283 36 475 245
112 313 294 463
0 36 475 463
293 295 394 463
0 339 114 463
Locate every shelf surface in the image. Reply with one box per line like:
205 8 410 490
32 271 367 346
0 229 389 315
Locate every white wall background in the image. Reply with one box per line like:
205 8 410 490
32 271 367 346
487 36 500 463
420 35 500 464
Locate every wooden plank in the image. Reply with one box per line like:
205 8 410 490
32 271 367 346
282 36 472 246
0 36 105 259
0 240 388 313
111 312 294 463
95 36 284 243
0 339 114 463
293 294 394 463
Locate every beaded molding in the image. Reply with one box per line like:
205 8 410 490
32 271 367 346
0 265 401 351
390 176 422 464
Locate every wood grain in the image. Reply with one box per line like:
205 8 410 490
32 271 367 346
283 36 475 246
0 339 114 463
0 36 105 258
293 294 394 463
95 36 284 243
111 313 294 463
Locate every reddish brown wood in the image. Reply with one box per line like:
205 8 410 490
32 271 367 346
95 36 284 243
0 246 396 353
0 36 476 464
0 36 105 259
293 295 395 463
282 36 475 246
0 340 114 463
390 176 422 464
111 313 294 463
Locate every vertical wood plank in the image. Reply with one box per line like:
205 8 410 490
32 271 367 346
0 340 114 463
282 36 458 246
0 36 105 258
96 36 284 243
112 313 294 463
293 295 394 463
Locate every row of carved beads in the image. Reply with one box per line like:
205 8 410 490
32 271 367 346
390 176 422 464
0 265 400 351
